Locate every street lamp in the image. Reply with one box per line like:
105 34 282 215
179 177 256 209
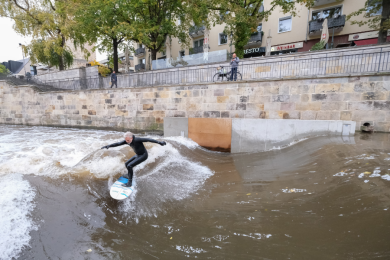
19 43 27 76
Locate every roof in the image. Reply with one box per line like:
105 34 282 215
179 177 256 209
14 58 30 74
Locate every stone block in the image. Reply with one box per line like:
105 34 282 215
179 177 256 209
290 85 314 94
156 91 170 98
315 84 340 93
143 104 154 110
165 110 186 117
214 89 224 96
301 94 310 102
348 101 373 110
239 96 248 102
88 110 96 115
263 86 280 95
115 110 128 116
225 88 238 96
244 110 266 118
321 102 347 110
246 103 264 111
343 93 362 101
295 102 321 111
187 111 203 118
316 111 340 120
221 111 230 118
340 111 352 120
373 101 390 111
203 111 220 118
354 82 375 92
281 102 295 110
352 110 386 121
230 111 245 118
340 83 355 93
373 122 390 132
267 111 281 119
174 90 192 98
272 95 290 102
264 102 281 111
312 93 343 101
217 96 229 103
186 103 201 111
362 92 386 100
82 115 91 120
248 94 271 103
279 86 290 95
300 110 317 120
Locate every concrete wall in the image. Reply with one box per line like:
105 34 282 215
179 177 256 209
164 117 355 153
0 72 389 134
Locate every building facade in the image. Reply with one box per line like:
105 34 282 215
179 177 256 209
133 0 389 71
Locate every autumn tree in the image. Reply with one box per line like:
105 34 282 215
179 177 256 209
74 0 128 73
203 0 315 58
0 0 84 70
347 0 390 43
117 0 193 64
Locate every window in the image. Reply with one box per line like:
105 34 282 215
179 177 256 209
194 39 204 48
312 6 342 20
179 50 185 58
366 0 382 16
278 17 292 33
139 58 145 65
257 23 262 33
219 33 227 45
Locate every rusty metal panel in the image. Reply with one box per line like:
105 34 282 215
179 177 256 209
188 118 232 152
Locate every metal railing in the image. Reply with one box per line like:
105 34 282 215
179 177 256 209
309 15 346 33
3 49 390 91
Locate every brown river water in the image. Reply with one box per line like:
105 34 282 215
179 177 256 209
0 125 389 260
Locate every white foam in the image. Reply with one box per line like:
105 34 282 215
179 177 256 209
0 174 37 260
381 175 390 181
164 136 199 149
334 172 348 177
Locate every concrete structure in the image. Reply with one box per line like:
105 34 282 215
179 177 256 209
0 72 389 138
164 117 355 153
132 0 390 70
2 58 36 77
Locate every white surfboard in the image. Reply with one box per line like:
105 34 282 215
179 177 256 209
110 177 134 200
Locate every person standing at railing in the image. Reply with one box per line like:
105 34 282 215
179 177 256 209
110 71 117 88
230 53 239 81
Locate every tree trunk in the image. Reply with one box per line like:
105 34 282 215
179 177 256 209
59 36 65 71
113 38 119 73
378 0 390 43
151 49 157 70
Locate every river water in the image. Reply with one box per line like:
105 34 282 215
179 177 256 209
0 125 390 260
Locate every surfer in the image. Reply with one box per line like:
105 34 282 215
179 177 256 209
101 132 166 187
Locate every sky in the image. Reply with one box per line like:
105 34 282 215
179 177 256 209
0 17 106 63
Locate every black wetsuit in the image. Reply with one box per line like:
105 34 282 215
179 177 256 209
104 136 163 186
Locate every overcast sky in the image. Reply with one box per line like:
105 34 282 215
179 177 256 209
0 17 105 62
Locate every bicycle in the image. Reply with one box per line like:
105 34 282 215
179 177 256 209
213 66 242 82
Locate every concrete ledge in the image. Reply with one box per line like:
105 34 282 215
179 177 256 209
231 119 355 153
164 117 188 137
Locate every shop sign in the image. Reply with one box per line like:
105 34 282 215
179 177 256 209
271 42 303 52
244 47 266 54
348 31 379 41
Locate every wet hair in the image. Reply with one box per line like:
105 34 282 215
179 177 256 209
124 132 133 138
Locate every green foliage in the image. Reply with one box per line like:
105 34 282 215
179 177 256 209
117 0 193 62
0 0 83 70
74 0 128 72
98 65 111 77
26 39 74 69
0 64 9 74
310 40 326 51
347 0 390 43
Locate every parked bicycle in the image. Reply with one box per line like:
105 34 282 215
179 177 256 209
213 66 242 82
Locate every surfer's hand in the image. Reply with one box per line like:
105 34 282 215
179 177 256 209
158 141 166 146
101 145 109 149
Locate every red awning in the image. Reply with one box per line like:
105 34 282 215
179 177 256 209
354 38 378 46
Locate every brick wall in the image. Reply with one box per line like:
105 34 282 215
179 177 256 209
1 73 390 132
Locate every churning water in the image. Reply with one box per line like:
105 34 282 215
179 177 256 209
0 125 390 259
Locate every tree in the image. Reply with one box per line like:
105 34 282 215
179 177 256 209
203 0 315 58
0 64 9 74
117 0 192 64
0 0 84 70
74 0 128 73
347 0 390 44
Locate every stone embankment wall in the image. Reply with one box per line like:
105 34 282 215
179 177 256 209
0 73 390 132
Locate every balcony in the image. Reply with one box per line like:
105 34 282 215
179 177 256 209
189 46 204 55
312 0 343 7
135 63 145 71
245 32 263 47
309 15 346 35
189 25 205 38
135 47 145 57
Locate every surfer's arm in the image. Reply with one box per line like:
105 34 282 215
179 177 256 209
138 138 166 146
101 140 127 149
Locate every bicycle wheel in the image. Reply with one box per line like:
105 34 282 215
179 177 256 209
213 73 224 82
236 72 242 81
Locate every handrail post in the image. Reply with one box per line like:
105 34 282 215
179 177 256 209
377 47 383 73
324 53 328 75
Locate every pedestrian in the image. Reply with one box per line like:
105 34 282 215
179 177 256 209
110 71 117 88
230 53 239 81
